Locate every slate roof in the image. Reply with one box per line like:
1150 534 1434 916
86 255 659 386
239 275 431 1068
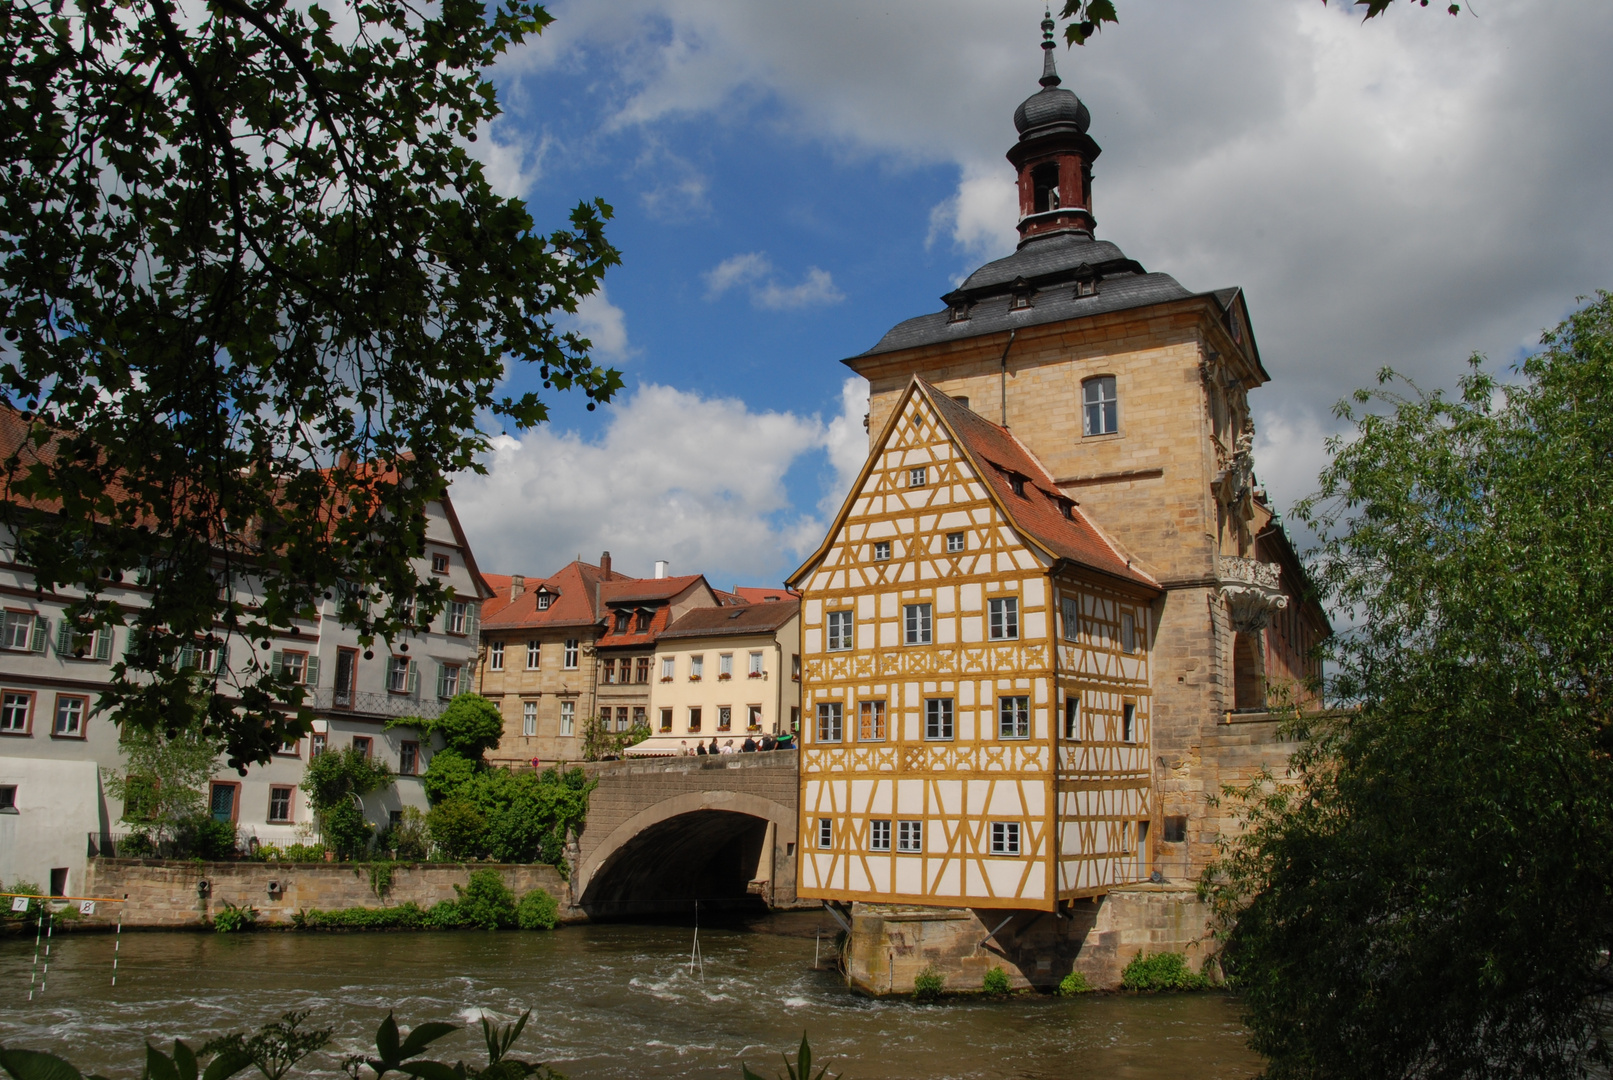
658 600 800 641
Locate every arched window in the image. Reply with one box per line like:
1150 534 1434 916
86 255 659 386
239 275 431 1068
1032 162 1061 213
1082 376 1118 436
1233 631 1266 711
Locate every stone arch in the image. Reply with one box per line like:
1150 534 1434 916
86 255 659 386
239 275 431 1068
576 789 796 917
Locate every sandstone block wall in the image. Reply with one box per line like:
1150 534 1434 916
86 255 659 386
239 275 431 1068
78 859 571 928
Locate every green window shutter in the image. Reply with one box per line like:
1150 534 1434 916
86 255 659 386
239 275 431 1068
56 619 74 655
467 606 480 644
435 663 448 700
179 643 197 670
30 616 48 653
305 655 320 686
407 660 420 696
271 650 283 677
95 628 113 661
213 643 228 673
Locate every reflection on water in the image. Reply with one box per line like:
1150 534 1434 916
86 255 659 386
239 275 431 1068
0 916 1261 1079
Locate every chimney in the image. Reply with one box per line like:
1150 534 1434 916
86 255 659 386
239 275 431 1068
654 560 668 579
510 574 525 601
599 551 612 577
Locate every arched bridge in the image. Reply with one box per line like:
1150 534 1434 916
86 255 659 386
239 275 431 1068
571 750 801 918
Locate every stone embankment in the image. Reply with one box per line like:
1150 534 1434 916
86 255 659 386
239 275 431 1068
66 859 571 928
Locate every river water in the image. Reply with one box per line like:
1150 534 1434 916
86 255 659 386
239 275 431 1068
0 916 1261 1079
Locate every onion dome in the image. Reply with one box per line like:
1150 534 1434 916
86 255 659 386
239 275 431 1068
1013 12 1090 136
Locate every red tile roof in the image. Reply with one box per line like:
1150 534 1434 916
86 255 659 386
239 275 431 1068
599 574 704 605
479 560 627 630
731 585 799 604
659 599 800 641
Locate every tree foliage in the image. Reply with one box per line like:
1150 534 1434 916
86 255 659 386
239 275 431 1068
0 0 621 770
1207 293 1613 1080
102 722 222 840
402 693 504 758
1057 0 1462 46
426 766 592 865
301 745 393 858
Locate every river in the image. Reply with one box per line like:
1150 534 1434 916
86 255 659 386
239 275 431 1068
0 915 1262 1079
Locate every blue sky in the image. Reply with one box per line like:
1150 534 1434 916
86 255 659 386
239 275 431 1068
449 1 1613 587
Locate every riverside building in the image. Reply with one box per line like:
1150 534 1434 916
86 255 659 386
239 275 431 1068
789 19 1330 992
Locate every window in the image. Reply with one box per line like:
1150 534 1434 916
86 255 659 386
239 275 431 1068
523 701 537 737
489 640 504 671
563 639 579 670
991 821 1022 856
747 704 763 730
635 610 652 633
614 610 630 633
49 868 68 897
690 655 704 680
1121 611 1137 654
909 467 927 488
615 706 629 731
661 657 675 681
560 700 575 736
998 695 1030 739
791 654 801 681
717 706 732 731
396 740 418 775
818 818 833 849
720 653 733 678
904 603 932 645
268 786 293 823
3 611 43 652
0 785 15 812
858 700 886 741
448 600 471 635
1163 816 1188 844
311 732 327 757
333 647 356 706
635 656 650 683
1010 291 1032 311
431 553 450 573
816 702 843 742
898 820 923 853
1 692 32 734
388 656 415 693
748 651 764 677
527 640 541 669
988 597 1019 640
659 708 673 733
536 592 552 611
1064 694 1081 740
1062 596 1079 641
870 820 891 852
1123 702 1137 743
56 622 113 661
946 532 965 553
278 739 302 758
949 302 970 323
352 736 373 758
53 695 86 738
790 706 800 733
1082 375 1119 436
437 663 462 699
827 610 854 651
602 658 616 684
873 541 892 561
280 650 308 684
687 707 702 733
925 698 954 741
209 782 237 823
633 706 646 729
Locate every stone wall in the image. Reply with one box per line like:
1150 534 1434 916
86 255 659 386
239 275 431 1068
842 884 1214 995
78 859 571 928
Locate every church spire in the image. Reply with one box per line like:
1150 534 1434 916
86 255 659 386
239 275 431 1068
1040 9 1061 88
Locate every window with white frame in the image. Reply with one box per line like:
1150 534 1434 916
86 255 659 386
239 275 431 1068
924 698 954 740
818 818 833 849
1062 596 1080 641
559 700 575 736
988 596 1019 640
1082 375 1119 436
661 656 675 680
816 702 843 742
909 467 927 488
53 696 86 738
436 663 461 699
447 600 469 635
659 708 673 732
2 611 42 652
870 819 891 851
946 532 965 553
826 610 854 651
717 706 732 731
719 653 733 678
527 640 541 669
1 692 31 733
998 695 1030 739
747 704 763 729
536 593 552 610
523 701 537 737
873 540 891 561
689 654 704 679
388 656 413 693
489 640 504 671
898 820 923 853
904 603 932 645
991 821 1022 856
563 639 579 669
268 786 293 823
748 651 764 676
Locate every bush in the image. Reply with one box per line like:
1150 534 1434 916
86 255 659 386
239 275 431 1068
2 880 43 920
411 694 505 757
421 747 479 805
176 815 238 860
320 800 374 861
213 901 258 933
376 806 430 861
982 966 1010 995
516 888 559 930
454 869 516 930
427 798 487 860
252 842 326 863
1057 970 1093 995
1121 952 1210 992
424 900 466 929
914 964 945 1000
295 903 430 930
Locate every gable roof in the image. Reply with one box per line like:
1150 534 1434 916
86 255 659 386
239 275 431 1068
479 559 626 630
789 378 1159 594
599 574 706 606
730 585 799 604
658 599 800 642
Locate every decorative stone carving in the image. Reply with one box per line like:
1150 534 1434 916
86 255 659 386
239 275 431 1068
1219 556 1288 631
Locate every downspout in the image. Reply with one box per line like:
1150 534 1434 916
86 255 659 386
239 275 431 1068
999 329 1018 427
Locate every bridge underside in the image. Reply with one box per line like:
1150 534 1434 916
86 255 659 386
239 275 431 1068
579 809 771 919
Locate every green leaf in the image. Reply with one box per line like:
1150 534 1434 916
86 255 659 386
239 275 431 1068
374 1015 401 1065
171 1042 196 1080
0 1050 87 1080
200 1048 253 1080
396 1023 458 1061
142 1045 179 1080
395 1061 463 1080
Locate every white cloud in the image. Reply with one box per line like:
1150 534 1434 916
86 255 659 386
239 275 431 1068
569 286 632 362
754 267 845 310
704 252 772 298
473 122 550 200
820 377 871 516
452 383 863 582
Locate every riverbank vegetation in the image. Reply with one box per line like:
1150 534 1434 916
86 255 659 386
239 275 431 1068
1206 294 1613 1080
290 872 560 932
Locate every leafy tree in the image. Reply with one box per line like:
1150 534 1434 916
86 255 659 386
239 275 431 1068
401 694 505 759
301 746 394 858
421 747 479 805
1207 293 1613 1080
0 0 621 771
1057 0 1463 46
102 724 221 843
426 797 487 861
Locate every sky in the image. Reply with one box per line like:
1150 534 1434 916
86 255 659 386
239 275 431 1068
447 0 1613 588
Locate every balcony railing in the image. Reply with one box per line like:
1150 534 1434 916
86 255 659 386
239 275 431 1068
306 687 448 720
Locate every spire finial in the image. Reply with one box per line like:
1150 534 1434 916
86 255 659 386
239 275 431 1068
1039 9 1061 88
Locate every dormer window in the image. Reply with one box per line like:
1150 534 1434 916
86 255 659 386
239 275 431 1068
1008 473 1027 497
614 610 630 633
1010 291 1033 311
536 592 553 611
635 609 652 633
949 301 971 322
1057 497 1076 519
1076 278 1098 298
